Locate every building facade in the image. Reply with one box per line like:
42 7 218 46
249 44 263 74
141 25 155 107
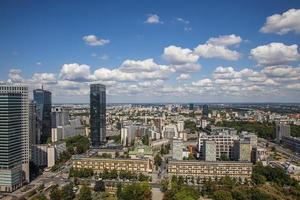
198 132 239 160
29 100 40 146
168 160 252 181
203 140 216 161
51 107 70 128
72 157 152 173
31 142 66 168
0 84 30 184
276 122 290 143
90 84 106 147
202 105 209 117
172 138 184 160
0 92 23 192
33 88 52 143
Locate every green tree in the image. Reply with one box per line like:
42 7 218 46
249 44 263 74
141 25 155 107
138 173 149 181
94 180 105 192
213 190 233 200
174 187 199 200
142 135 149 145
119 182 151 200
154 154 162 168
251 173 266 185
50 186 61 200
77 185 92 200
61 183 75 200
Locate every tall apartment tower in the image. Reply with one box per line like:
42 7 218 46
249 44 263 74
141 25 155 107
90 84 106 148
203 140 216 161
0 84 29 189
33 88 52 143
276 122 290 143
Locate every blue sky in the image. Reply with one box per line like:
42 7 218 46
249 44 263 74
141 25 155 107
0 0 300 103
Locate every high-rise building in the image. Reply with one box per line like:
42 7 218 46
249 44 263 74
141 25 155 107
33 88 52 143
203 140 216 161
177 121 184 132
29 101 40 146
0 92 22 192
0 84 29 190
172 138 183 160
276 122 290 143
51 107 70 128
234 140 251 162
189 103 194 111
90 84 106 148
202 105 209 117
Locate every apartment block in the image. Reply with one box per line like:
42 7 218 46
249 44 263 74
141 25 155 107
168 160 252 181
72 157 153 174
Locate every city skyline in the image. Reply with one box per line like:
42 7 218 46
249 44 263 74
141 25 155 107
1 1 300 103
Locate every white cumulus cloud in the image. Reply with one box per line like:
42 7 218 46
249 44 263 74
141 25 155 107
163 45 199 65
194 43 240 61
83 35 110 46
60 63 92 81
207 34 242 46
176 73 191 81
145 14 163 24
260 8 300 35
250 43 300 66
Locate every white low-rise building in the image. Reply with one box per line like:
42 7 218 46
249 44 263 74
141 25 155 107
31 142 66 168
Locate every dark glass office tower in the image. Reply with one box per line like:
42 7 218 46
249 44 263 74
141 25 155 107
202 104 209 117
90 84 106 148
33 88 52 143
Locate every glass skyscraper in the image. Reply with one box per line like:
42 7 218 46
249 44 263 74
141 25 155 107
90 84 106 148
0 84 28 192
33 88 52 143
202 104 209 117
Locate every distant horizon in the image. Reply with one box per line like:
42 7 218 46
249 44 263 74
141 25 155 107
52 102 300 105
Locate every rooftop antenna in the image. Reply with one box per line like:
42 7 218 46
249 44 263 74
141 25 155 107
42 84 43 90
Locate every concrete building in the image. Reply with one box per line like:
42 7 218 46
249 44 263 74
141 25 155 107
51 124 86 143
209 126 237 135
198 132 239 160
200 119 208 129
172 138 184 160
150 139 169 150
90 84 106 147
154 117 163 134
33 88 52 144
276 122 290 143
121 125 151 147
0 91 23 192
168 160 252 181
240 132 257 148
163 124 178 139
31 142 66 168
51 107 70 128
72 157 153 173
177 121 184 132
0 84 30 184
234 140 251 162
203 140 216 161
